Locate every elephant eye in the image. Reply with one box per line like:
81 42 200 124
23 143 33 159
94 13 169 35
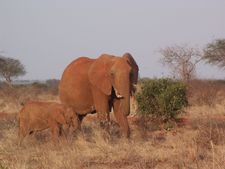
110 71 115 77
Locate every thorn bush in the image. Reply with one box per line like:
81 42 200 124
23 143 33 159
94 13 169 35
136 78 188 121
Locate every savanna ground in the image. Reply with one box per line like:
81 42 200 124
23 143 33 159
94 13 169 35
0 80 225 169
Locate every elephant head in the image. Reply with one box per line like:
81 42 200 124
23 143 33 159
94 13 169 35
88 53 139 116
63 106 79 129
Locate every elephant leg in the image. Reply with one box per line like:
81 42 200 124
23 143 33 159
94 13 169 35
50 122 60 143
18 121 29 146
91 88 110 124
58 124 63 136
62 124 72 140
113 99 130 138
77 114 86 130
18 127 27 146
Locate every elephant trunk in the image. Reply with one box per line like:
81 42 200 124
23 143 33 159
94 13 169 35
114 86 130 116
118 85 130 116
114 70 132 117
114 87 130 116
122 93 130 116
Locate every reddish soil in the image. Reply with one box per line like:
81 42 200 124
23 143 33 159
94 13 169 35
175 117 189 127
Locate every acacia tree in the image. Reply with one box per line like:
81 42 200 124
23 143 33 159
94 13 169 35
0 55 26 85
203 39 225 68
160 45 202 83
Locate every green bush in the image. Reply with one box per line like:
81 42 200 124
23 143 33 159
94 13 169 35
136 78 188 120
0 163 8 169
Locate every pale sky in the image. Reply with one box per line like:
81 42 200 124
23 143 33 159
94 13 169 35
0 0 225 80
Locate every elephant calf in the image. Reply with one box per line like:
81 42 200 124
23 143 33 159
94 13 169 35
18 101 79 144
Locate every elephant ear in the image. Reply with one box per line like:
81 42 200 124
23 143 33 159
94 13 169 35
88 54 114 95
55 110 67 125
122 53 139 96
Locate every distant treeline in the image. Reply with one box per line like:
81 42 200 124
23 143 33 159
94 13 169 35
0 79 60 85
139 77 225 85
1 78 225 86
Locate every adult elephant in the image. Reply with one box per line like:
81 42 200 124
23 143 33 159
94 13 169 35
59 53 139 137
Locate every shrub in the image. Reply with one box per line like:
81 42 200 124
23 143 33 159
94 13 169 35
188 79 225 106
45 79 60 95
0 163 8 169
46 79 59 86
136 78 188 120
32 82 48 89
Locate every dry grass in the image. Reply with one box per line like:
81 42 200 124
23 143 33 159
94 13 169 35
0 84 59 113
0 83 225 169
188 79 225 106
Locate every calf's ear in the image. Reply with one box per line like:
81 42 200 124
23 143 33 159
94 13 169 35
55 111 67 124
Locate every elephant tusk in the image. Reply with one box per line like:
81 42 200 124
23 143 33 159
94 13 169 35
114 88 123 98
132 84 137 90
133 84 137 88
116 94 123 98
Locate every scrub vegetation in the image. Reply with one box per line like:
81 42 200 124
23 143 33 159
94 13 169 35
0 80 225 169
